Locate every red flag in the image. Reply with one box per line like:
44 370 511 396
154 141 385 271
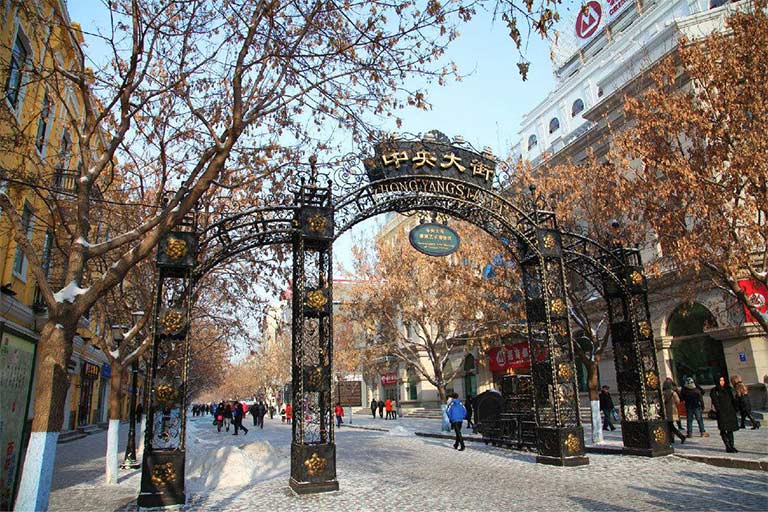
738 279 768 323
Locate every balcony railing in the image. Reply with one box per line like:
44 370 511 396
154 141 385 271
52 168 103 201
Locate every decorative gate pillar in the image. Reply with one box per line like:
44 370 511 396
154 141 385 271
289 179 338 494
521 216 589 466
603 248 671 456
138 227 198 508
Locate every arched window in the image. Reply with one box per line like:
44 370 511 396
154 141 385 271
527 134 537 150
548 117 560 134
667 302 725 386
463 354 476 372
572 98 585 117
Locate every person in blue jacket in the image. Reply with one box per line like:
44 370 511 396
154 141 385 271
447 392 467 451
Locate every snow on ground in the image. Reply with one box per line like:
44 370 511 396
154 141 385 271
185 417 288 491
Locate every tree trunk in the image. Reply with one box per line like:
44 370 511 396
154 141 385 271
105 366 124 484
15 320 74 511
586 361 603 444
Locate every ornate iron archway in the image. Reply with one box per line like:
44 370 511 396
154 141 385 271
142 132 671 501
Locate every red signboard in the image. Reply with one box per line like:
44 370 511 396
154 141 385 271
488 342 530 373
575 1 602 39
738 279 768 323
381 372 398 386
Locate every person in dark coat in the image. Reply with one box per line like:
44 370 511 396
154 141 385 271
370 399 377 419
232 401 248 436
710 375 739 453
599 385 616 431
249 403 258 426
377 399 385 419
731 375 760 430
680 377 709 437
258 401 267 428
465 394 474 429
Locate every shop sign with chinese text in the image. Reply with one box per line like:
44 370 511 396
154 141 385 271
381 371 398 386
363 132 496 190
409 223 460 257
488 342 530 373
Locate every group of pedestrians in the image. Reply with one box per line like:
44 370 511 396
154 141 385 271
191 403 210 416
211 400 249 435
600 374 760 453
369 398 398 419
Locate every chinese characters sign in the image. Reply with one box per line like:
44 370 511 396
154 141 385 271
364 134 496 190
381 372 398 386
488 342 530 373
409 223 460 257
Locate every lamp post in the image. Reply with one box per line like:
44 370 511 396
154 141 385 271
121 310 145 469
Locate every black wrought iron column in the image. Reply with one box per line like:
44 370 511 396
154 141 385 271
521 215 588 466
138 224 198 507
603 248 670 456
121 360 139 468
289 178 338 494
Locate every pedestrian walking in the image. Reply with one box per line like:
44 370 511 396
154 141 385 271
335 402 344 428
377 399 384 419
680 377 709 438
711 375 739 453
216 401 225 432
663 380 686 444
370 398 377 419
599 385 616 431
731 375 760 430
258 401 267 428
249 403 258 426
286 403 293 424
223 402 233 432
465 394 474 429
232 401 249 435
447 392 467 451
269 404 275 420
385 398 392 420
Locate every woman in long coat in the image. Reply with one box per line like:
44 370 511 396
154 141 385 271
710 375 740 453
663 381 686 443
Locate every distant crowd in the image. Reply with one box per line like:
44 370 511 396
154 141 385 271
369 398 399 419
192 400 278 435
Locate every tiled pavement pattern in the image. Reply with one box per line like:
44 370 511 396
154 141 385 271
48 414 768 512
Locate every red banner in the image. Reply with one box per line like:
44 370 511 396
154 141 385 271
381 372 398 386
739 279 768 323
488 342 530 373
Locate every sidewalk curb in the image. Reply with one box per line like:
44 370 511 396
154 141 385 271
343 424 390 433
673 453 768 472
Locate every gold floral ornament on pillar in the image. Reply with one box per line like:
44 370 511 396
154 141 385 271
550 298 567 316
638 321 652 338
542 233 557 250
160 309 185 335
151 462 177 487
155 383 179 407
306 289 328 310
645 372 659 389
164 237 188 260
653 426 667 444
564 433 581 454
304 452 327 476
307 214 329 234
557 363 572 380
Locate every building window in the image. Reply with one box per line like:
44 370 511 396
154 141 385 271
6 31 29 109
709 0 732 8
41 230 53 278
548 117 560 134
597 86 604 98
572 98 585 117
35 90 52 153
12 202 34 277
527 134 538 151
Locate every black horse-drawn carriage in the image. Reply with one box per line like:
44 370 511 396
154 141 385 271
473 374 537 450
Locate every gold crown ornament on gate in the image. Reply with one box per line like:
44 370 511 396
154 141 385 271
304 453 328 476
306 289 328 310
151 462 177 487
164 237 188 260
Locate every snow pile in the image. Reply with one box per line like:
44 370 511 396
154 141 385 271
186 439 288 491
387 425 412 437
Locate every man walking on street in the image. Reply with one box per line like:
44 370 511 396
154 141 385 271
599 385 616 431
370 398 377 419
232 401 248 436
447 392 466 451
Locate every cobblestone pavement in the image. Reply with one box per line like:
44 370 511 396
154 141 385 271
47 414 767 512
348 412 768 463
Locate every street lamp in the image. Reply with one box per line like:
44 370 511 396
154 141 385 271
121 310 145 469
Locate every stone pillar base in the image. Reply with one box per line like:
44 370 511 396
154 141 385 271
289 477 339 494
536 454 590 466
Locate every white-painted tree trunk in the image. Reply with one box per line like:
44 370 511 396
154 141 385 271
138 416 146 455
105 419 120 484
590 400 604 444
15 432 59 511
